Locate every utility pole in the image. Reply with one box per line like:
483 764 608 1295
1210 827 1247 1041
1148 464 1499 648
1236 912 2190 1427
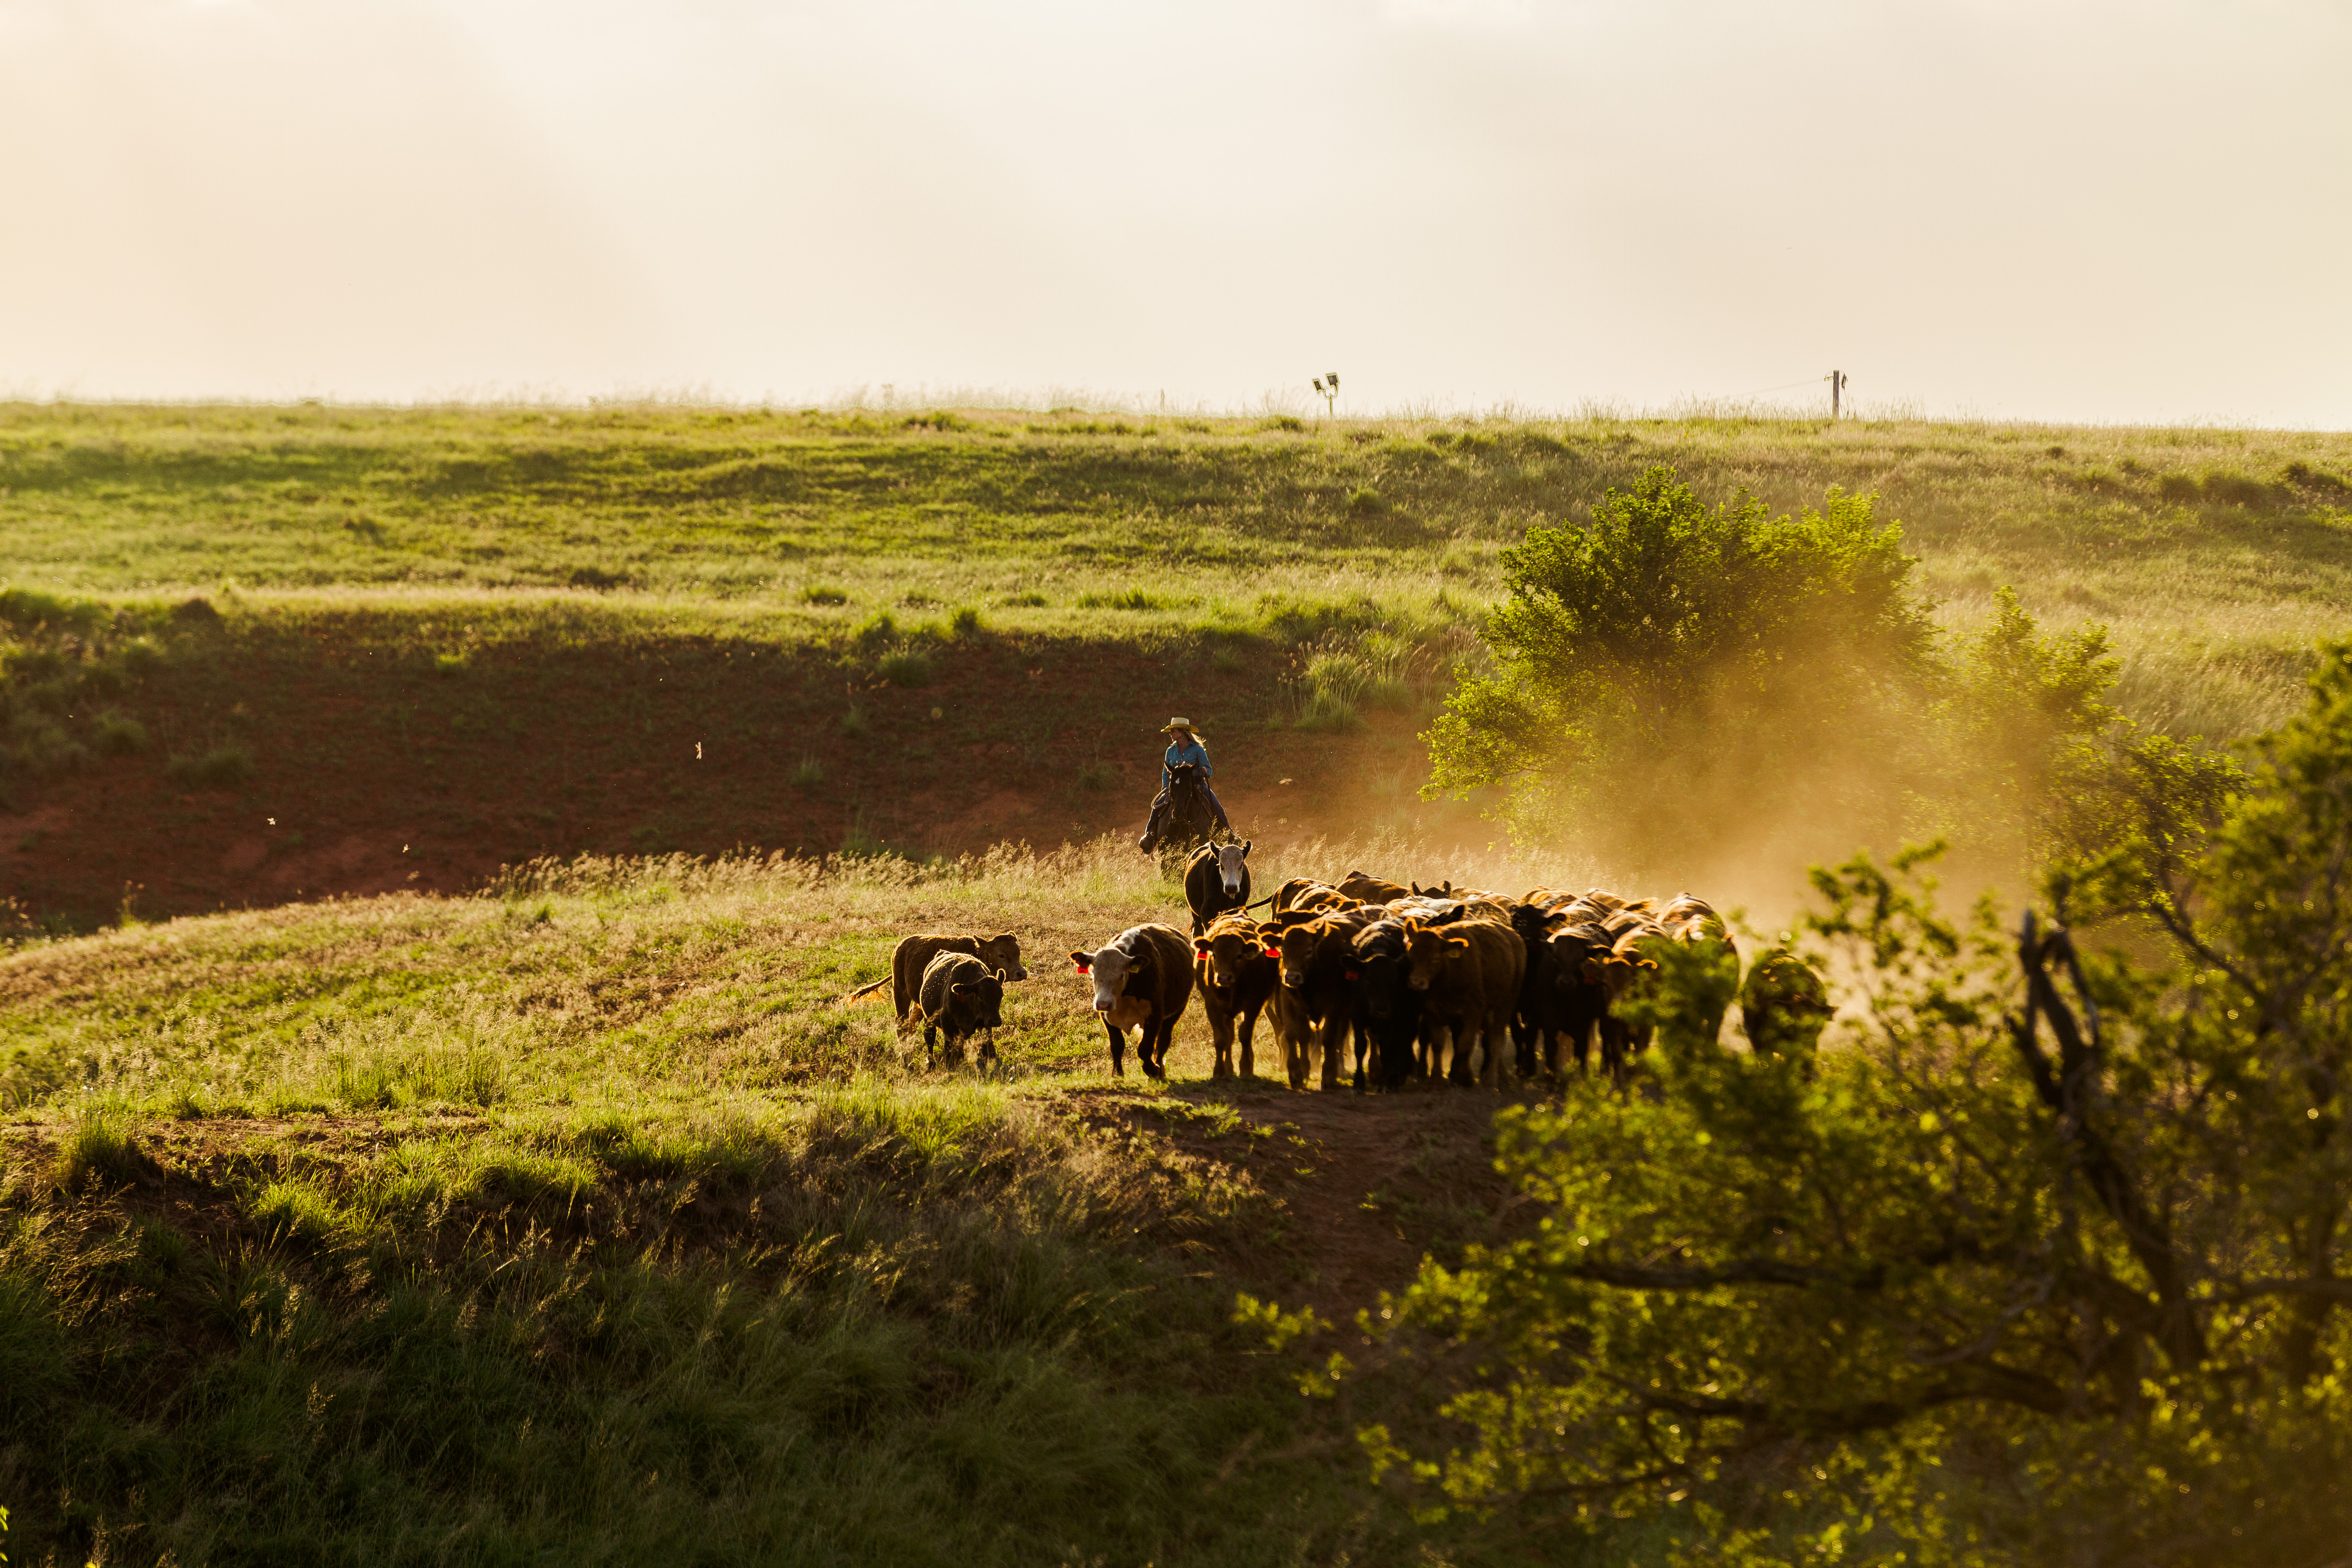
1829 370 1847 420
1312 372 1340 421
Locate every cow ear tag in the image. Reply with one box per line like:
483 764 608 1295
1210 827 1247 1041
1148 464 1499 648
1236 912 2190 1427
1263 946 1281 958
1345 969 1359 980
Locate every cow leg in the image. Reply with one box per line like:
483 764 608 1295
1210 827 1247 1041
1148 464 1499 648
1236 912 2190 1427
1143 1013 1169 1080
1447 1021 1478 1087
924 1021 938 1071
1237 1006 1258 1080
1103 1018 1127 1077
1209 1007 1234 1080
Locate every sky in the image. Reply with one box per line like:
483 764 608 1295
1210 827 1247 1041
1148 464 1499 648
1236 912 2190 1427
2 0 2348 424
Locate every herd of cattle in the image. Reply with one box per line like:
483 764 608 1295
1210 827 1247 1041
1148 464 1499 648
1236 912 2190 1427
848 841 1833 1092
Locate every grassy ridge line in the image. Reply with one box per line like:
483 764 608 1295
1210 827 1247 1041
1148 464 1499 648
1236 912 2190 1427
5 402 2348 739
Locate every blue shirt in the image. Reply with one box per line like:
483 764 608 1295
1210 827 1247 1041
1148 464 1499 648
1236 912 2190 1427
1162 736 1212 789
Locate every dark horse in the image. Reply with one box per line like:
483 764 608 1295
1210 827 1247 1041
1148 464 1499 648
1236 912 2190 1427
1154 760 1228 871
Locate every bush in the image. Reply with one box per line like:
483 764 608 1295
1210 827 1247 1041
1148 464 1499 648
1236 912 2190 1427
839 706 870 738
2158 472 2203 503
1345 487 1386 515
1075 760 1116 791
93 710 148 755
567 565 626 590
949 606 983 638
2201 470 2272 507
164 745 256 789
1424 464 1939 857
791 754 824 788
854 611 898 649
1077 588 1162 611
53 1115 149 1192
1294 689 1362 732
998 591 1049 608
878 650 934 688
802 584 850 606
434 651 469 676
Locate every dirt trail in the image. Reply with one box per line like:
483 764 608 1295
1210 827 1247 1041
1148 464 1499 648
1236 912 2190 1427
1062 1080 1527 1320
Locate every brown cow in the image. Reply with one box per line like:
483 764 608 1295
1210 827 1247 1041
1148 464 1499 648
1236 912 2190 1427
1069 924 1194 1079
1193 911 1278 1078
1400 908 1526 1089
1258 905 1383 1089
1270 878 1362 916
846 932 1028 1029
1337 869 1410 904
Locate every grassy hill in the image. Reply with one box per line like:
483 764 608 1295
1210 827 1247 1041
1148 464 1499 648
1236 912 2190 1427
2 402 2348 928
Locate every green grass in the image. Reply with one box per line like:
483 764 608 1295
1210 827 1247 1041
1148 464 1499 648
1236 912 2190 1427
4 401 2348 739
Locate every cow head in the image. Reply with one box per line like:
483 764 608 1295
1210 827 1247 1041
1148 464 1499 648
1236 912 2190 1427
1351 922 1412 1020
1214 840 1252 896
1399 918 1471 991
1069 938 1140 1013
1195 917 1268 990
976 933 1028 982
948 969 1007 1030
1581 941 1659 1002
1258 913 1326 990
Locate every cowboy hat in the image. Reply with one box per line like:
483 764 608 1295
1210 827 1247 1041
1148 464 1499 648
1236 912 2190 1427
1160 717 1205 741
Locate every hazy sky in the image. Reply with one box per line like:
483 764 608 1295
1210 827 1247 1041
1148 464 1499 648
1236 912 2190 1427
4 0 2347 423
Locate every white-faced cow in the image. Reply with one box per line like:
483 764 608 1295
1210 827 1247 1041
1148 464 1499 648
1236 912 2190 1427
1069 923 1194 1079
1183 840 1254 935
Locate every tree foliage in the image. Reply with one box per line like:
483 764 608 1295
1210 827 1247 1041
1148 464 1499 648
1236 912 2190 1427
1423 466 2135 873
1356 646 2352 1564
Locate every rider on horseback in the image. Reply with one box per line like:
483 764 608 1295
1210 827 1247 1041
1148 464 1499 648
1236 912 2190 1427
1138 717 1233 853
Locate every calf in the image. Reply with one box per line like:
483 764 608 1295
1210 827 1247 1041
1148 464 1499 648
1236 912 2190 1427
913 951 1007 1070
847 932 1028 1029
1070 924 1194 1079
1193 911 1278 1078
1183 840 1254 936
1399 910 1526 1089
1259 906 1382 1089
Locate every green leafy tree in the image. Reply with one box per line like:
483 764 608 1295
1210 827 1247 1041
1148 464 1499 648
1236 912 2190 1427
1423 465 1936 862
1352 646 2352 1565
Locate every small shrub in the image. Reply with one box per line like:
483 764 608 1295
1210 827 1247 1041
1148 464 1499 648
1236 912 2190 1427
1261 415 1306 433
94 710 147 755
998 591 1049 608
1077 588 1162 611
1209 644 1245 673
900 590 938 608
1076 760 1116 791
840 706 870 738
1346 487 1387 515
878 650 935 687
53 1114 149 1192
171 595 221 625
791 754 825 788
2157 473 2202 504
434 651 469 676
902 410 971 432
949 606 983 638
855 611 898 649
568 565 626 590
802 584 850 606
1295 689 1363 732
2202 471 2271 507
164 744 256 790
